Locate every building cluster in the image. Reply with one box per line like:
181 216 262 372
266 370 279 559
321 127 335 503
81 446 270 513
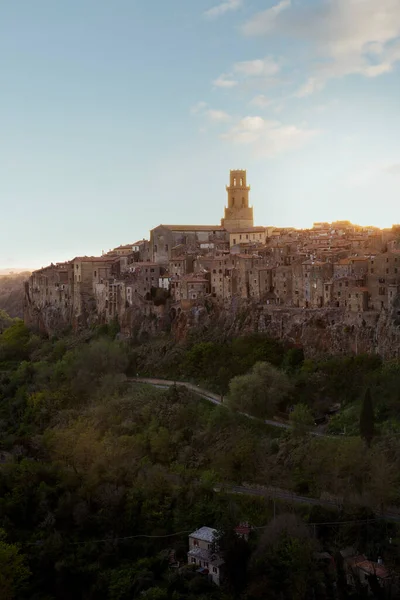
25 169 400 328
186 526 397 596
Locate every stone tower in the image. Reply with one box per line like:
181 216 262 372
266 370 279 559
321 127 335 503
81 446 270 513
221 169 254 231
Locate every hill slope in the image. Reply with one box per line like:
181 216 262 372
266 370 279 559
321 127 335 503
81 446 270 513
0 272 30 318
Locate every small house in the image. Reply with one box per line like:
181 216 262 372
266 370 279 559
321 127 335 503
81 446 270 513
187 526 224 586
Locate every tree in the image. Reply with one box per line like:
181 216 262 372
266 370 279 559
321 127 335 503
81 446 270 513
289 404 314 436
216 528 251 597
360 388 375 447
0 530 30 599
228 362 292 419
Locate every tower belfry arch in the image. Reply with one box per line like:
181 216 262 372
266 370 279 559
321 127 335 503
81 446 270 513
221 169 254 231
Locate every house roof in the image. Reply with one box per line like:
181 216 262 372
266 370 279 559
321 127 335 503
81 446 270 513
153 224 224 232
230 227 266 233
189 526 217 542
187 547 224 567
72 256 118 263
235 524 252 535
353 558 390 580
188 547 211 561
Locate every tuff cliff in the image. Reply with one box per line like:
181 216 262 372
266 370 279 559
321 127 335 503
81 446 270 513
170 299 400 359
24 279 400 359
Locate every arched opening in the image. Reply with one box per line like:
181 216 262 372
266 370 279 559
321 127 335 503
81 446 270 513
240 178 243 186
233 178 236 186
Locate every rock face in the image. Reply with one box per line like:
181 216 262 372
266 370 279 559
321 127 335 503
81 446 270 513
170 300 400 359
24 284 400 358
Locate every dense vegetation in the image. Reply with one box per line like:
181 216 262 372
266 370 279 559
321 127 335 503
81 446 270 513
2 316 400 598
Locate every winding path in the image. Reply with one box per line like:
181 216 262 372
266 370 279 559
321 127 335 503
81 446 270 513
129 377 333 437
129 378 400 521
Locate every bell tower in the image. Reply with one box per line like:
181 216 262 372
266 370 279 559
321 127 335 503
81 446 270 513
221 169 254 231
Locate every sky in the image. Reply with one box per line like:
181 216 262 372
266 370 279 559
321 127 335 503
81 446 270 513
1 0 400 269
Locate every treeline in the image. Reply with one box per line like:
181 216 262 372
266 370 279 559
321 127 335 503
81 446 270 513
1 319 400 597
133 334 400 429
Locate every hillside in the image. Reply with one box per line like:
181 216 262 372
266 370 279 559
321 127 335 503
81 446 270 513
2 323 400 597
0 271 30 318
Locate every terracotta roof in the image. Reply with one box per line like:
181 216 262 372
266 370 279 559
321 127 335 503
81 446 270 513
154 224 224 232
230 227 266 233
72 256 118 263
354 559 390 580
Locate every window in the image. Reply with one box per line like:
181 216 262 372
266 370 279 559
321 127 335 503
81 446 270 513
191 558 196 564
233 238 236 245
151 268 154 273
213 269 216 274
233 178 236 186
379 287 386 295
240 178 243 185
246 234 249 240
386 268 389 274
345 281 348 287
213 567 218 574
387 258 389 263
338 291 341 297
94 271 97 277
154 245 157 253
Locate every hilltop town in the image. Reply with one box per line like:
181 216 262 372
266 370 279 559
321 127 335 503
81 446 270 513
24 169 400 354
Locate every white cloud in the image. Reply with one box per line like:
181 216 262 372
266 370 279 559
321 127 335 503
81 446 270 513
204 0 242 19
190 101 208 114
384 164 400 175
242 0 291 36
234 56 280 77
249 94 273 108
243 0 400 95
206 109 232 122
220 115 318 157
190 102 231 123
213 56 280 91
212 74 238 88
295 77 324 98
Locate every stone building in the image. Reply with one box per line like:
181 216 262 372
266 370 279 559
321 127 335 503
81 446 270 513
368 251 400 310
150 225 226 265
229 226 266 248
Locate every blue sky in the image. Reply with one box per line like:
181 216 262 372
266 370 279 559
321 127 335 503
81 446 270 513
1 0 400 269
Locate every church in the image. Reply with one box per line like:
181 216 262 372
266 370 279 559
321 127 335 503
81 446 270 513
150 169 257 264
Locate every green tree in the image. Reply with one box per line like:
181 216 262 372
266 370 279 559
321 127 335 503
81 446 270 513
289 404 314 436
360 388 375 447
0 530 31 599
228 362 292 419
